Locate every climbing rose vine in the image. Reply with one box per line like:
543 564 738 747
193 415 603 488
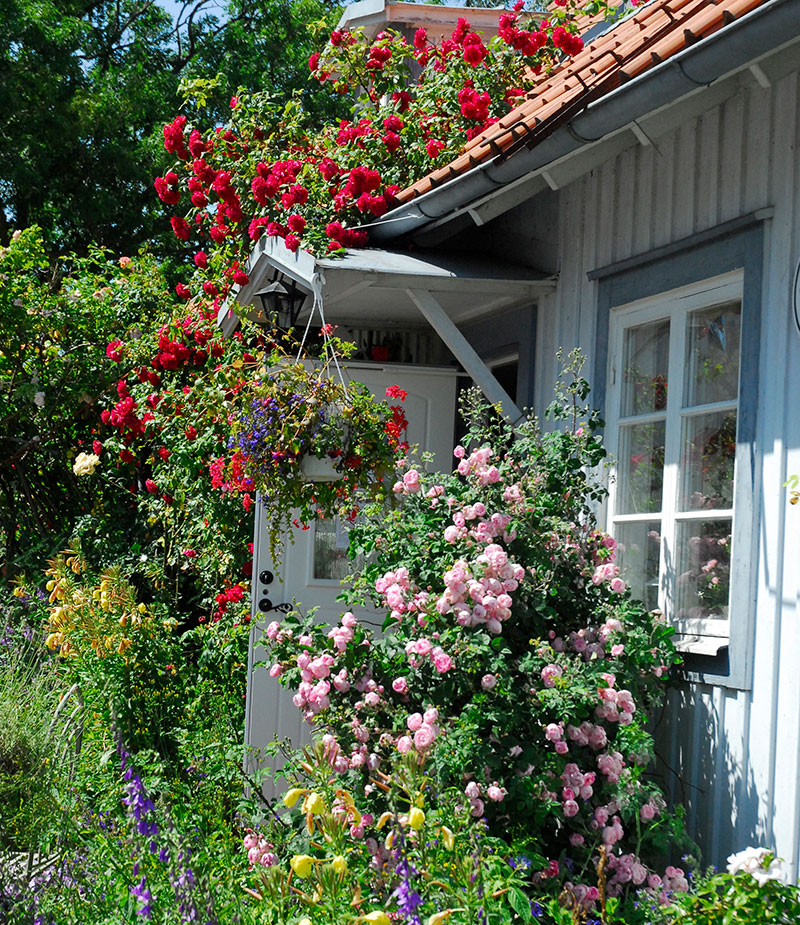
154 0 613 308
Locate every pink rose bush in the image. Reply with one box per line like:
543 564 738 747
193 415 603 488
262 369 686 918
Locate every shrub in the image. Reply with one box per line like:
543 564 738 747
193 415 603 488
260 353 688 921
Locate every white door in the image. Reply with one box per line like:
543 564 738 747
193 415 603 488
244 363 458 784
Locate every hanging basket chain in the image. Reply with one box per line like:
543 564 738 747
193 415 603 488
294 271 349 401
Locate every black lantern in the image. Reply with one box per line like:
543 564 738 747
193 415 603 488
253 274 307 330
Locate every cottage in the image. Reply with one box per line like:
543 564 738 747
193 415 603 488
241 0 800 876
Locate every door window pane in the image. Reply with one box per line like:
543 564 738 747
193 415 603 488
621 318 670 416
314 518 359 581
685 302 741 406
674 519 732 621
617 421 665 514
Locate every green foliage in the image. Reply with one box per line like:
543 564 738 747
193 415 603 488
0 0 342 252
0 595 66 850
0 228 170 576
651 856 800 925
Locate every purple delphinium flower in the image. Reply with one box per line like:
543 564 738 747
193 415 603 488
118 738 159 845
115 729 218 925
169 848 201 924
391 835 423 925
130 876 153 919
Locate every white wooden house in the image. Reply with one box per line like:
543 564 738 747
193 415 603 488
238 0 800 875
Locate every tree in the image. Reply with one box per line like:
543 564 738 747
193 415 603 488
0 0 341 254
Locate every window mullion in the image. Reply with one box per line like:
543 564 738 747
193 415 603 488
660 309 685 622
606 320 624 531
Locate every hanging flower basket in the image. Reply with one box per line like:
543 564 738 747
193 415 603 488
300 453 344 482
225 345 407 544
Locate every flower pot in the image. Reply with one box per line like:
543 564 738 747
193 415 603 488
300 454 344 482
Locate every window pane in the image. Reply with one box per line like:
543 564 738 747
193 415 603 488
679 410 737 510
615 521 661 612
621 318 670 416
674 519 732 620
617 421 665 514
685 301 741 406
314 518 359 581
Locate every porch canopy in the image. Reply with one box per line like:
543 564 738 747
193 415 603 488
223 235 555 423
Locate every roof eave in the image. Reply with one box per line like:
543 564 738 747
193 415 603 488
365 0 799 245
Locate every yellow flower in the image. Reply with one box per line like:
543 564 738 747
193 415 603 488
363 913 391 925
331 855 347 875
72 452 100 477
439 826 455 850
376 811 393 830
289 854 314 878
428 913 452 925
298 919 313 925
284 788 305 809
303 791 326 815
407 807 425 830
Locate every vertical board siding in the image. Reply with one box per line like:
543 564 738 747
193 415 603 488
535 69 800 874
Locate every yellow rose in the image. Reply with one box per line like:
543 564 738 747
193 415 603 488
407 807 425 830
290 854 314 878
72 452 100 477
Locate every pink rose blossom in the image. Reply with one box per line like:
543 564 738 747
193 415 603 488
413 724 436 749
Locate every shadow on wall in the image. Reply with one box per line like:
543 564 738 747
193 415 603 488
653 681 768 873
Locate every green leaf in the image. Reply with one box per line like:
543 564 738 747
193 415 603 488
508 886 533 922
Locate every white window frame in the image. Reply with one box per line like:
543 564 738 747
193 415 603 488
606 270 744 657
589 214 768 690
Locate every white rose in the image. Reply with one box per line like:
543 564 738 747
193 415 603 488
33 391 45 407
726 846 788 885
72 452 100 477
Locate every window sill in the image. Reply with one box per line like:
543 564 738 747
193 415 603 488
673 633 729 656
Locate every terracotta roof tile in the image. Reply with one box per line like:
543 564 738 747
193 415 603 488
396 0 768 204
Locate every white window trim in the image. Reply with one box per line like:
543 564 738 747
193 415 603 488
605 270 745 659
589 215 767 690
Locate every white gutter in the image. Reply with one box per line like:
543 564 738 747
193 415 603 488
365 0 800 244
